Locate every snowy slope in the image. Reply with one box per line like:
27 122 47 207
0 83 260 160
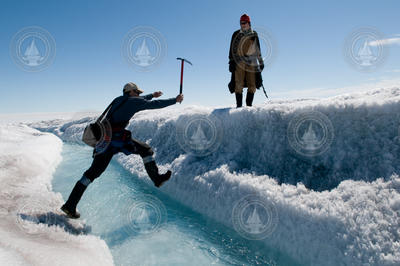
0 124 114 266
30 87 400 266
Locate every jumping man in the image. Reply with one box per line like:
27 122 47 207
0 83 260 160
61 82 184 218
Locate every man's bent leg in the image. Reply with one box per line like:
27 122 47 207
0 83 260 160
83 149 115 182
126 138 171 187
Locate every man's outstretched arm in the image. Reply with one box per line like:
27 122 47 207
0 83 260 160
143 91 164 100
142 94 154 100
142 94 184 110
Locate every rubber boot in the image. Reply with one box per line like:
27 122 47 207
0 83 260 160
235 93 243 108
144 161 172 188
61 181 87 219
246 92 254 107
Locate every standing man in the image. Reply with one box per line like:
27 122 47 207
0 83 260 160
61 82 184 219
229 14 264 107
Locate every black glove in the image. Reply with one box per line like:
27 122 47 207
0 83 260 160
229 61 236 73
259 62 264 71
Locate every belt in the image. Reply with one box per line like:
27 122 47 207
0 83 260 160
112 129 131 141
111 126 125 132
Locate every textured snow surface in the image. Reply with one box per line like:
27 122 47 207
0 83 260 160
0 124 114 266
28 87 400 266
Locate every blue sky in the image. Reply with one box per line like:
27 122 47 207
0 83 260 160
1 0 399 114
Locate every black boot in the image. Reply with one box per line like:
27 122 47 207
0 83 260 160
235 93 243 108
246 92 254 106
61 181 87 219
144 161 172 188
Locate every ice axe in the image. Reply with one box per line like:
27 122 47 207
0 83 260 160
177 57 192 97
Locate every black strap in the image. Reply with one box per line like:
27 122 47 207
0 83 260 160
95 102 113 123
261 85 269 98
96 96 129 123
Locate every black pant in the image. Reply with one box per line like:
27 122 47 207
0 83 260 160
84 132 153 182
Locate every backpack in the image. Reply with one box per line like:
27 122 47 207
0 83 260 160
82 96 129 147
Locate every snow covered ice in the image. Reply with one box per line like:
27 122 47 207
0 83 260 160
1 87 400 265
0 124 114 265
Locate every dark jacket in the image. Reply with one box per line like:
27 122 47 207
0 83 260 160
229 29 263 64
228 29 263 93
107 94 176 128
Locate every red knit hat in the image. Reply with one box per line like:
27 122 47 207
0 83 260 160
240 14 251 23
